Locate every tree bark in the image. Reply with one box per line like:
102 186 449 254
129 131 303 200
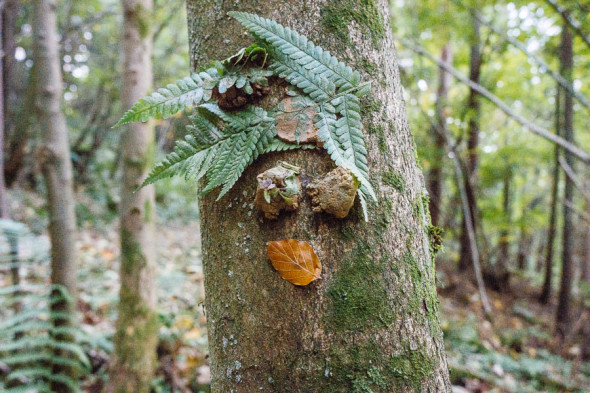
493 167 512 290
428 44 452 228
0 0 6 218
32 1 78 391
556 23 574 337
186 1 451 392
459 15 482 271
540 81 562 304
108 0 158 392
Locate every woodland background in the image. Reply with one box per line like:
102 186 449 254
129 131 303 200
0 0 589 392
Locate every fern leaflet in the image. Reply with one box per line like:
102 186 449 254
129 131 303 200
114 70 220 127
229 12 361 90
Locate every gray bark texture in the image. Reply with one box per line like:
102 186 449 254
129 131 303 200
186 1 451 392
108 0 158 392
32 1 79 391
32 0 78 313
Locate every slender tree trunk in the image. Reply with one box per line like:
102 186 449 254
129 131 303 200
187 1 451 392
0 0 6 218
540 82 562 304
32 1 78 391
459 15 482 271
494 168 512 290
428 44 452 227
556 23 574 337
108 0 158 391
2 0 16 139
583 213 590 282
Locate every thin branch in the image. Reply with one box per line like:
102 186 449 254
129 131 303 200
559 155 590 204
562 199 590 224
451 1 590 114
420 101 493 317
545 0 590 49
398 37 590 165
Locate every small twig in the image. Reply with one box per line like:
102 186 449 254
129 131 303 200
558 155 590 204
450 0 590 114
562 199 590 224
545 0 590 50
421 99 493 317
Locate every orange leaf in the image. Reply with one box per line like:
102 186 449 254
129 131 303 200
268 239 322 286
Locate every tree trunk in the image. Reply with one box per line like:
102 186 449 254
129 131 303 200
186 1 451 392
2 0 17 141
493 168 512 291
583 221 590 282
556 23 574 337
32 1 78 391
108 0 158 391
0 0 6 218
459 15 482 271
428 44 452 228
540 81 562 304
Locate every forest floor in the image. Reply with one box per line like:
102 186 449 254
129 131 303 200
2 189 590 392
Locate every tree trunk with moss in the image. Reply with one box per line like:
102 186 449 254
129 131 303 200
186 1 450 392
32 1 78 391
108 0 158 392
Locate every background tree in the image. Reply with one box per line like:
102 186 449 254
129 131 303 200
555 21 574 338
32 0 79 391
107 0 158 392
186 1 450 391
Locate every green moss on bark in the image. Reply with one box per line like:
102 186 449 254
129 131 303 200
320 0 386 47
326 242 395 331
323 339 436 392
388 346 436 390
382 169 405 192
403 251 441 337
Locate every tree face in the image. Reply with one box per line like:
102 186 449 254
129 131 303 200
185 1 451 391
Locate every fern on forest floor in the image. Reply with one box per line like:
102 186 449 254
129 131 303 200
116 12 376 219
0 221 91 393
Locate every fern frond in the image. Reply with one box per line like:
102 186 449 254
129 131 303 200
229 12 361 90
269 56 335 103
3 383 50 393
202 121 277 199
199 103 267 132
261 138 315 153
114 71 219 127
314 103 375 200
7 368 82 392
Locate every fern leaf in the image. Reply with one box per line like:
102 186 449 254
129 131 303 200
114 71 219 127
7 368 82 393
199 103 266 132
314 103 376 201
331 94 375 200
3 383 50 393
358 190 369 222
261 138 315 153
269 56 335 102
229 12 361 90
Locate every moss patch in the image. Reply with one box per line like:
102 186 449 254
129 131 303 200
381 169 405 193
361 97 383 117
323 339 435 392
428 226 444 256
388 347 436 390
403 251 441 337
326 242 395 331
321 0 386 47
